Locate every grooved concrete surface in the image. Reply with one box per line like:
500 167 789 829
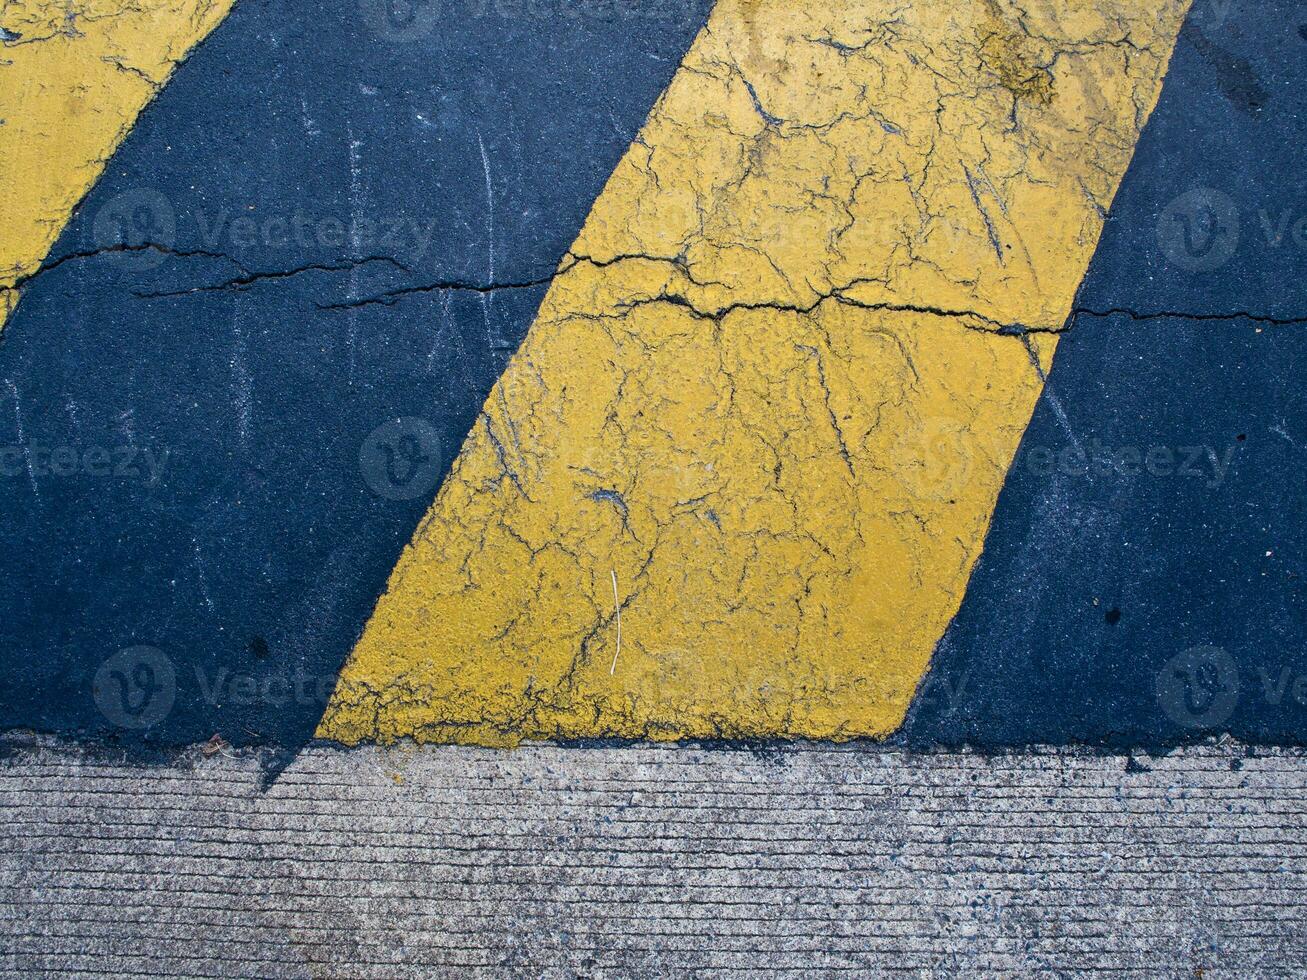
1 739 1305 977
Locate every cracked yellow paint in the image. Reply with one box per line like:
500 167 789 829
0 0 234 333
321 0 1191 745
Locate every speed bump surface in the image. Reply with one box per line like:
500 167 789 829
320 0 1193 745
6 0 1302 755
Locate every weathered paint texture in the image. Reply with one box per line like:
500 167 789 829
0 0 713 750
0 0 235 331
321 0 1193 744
907 1 1307 748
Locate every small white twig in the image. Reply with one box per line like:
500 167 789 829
609 569 622 675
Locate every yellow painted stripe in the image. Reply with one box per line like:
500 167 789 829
320 0 1192 746
0 0 235 332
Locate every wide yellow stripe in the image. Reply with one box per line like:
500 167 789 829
321 0 1191 746
0 0 235 331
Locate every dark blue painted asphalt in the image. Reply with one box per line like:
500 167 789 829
0 0 712 750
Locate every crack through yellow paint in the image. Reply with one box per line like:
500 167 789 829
0 0 235 333
321 0 1191 746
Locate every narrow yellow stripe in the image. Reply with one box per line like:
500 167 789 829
321 0 1191 746
0 0 235 332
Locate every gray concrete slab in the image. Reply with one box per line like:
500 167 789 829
1 738 1304 976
